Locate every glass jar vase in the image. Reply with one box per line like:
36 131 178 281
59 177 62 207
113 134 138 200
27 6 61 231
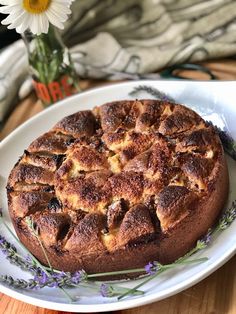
22 25 80 107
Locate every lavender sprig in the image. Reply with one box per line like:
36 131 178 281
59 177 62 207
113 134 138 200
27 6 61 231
0 235 40 274
129 85 175 102
0 211 41 274
0 272 83 290
216 200 236 231
0 275 43 289
117 257 208 300
0 273 64 290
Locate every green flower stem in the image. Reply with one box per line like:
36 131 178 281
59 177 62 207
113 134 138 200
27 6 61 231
0 216 74 302
164 257 208 267
108 286 144 297
118 257 208 300
44 265 59 272
74 281 144 296
118 269 166 300
44 255 207 279
35 232 53 270
86 257 206 279
25 217 53 272
35 36 48 84
87 268 146 278
175 245 202 263
60 286 75 302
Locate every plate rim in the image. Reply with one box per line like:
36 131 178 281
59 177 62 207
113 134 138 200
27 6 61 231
0 80 235 312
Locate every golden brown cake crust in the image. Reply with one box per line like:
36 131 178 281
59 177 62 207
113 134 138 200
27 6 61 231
7 99 229 278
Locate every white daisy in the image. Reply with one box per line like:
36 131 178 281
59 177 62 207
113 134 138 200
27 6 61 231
0 0 73 35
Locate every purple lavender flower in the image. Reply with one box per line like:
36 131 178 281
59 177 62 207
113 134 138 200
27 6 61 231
0 235 14 255
52 271 66 281
24 255 40 273
34 271 48 285
218 201 236 230
0 235 5 245
100 283 114 297
196 229 213 250
202 230 212 245
25 254 33 263
162 95 170 102
40 272 48 285
0 236 7 255
48 280 59 288
71 271 82 284
145 261 160 275
71 270 87 284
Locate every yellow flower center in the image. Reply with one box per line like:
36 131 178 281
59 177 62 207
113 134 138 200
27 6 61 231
23 0 51 14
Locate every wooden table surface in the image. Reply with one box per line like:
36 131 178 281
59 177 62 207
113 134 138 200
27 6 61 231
0 60 236 314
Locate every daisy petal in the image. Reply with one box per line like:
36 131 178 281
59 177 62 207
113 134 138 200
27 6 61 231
48 3 71 16
0 0 20 5
46 10 65 29
30 15 39 35
47 6 69 22
1 8 25 25
15 12 32 33
0 0 72 35
38 14 49 34
6 11 28 30
0 4 22 14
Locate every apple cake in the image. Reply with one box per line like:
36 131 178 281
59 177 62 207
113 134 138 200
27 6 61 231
7 99 229 278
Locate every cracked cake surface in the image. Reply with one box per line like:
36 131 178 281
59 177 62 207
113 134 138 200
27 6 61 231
7 99 229 278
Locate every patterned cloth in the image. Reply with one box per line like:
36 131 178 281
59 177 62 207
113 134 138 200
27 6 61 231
1 0 236 121
67 0 236 78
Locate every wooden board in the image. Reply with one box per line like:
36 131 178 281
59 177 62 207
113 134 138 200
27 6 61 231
1 62 236 314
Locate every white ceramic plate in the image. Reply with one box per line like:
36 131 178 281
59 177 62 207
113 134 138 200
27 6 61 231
0 81 235 312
